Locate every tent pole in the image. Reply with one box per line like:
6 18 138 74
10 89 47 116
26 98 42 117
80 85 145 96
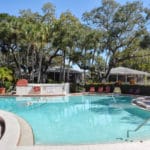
125 75 127 83
116 74 118 81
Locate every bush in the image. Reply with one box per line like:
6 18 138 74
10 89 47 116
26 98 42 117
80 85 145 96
70 83 85 93
120 84 150 96
4 81 12 90
84 83 150 96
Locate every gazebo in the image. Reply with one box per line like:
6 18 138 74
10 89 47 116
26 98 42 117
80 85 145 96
46 67 83 83
109 67 150 84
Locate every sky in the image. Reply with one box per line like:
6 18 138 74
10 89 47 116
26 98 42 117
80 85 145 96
0 0 150 20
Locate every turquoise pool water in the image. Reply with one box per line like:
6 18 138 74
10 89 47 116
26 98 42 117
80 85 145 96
0 95 150 144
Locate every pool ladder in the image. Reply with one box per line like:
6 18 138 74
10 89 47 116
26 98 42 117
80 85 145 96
111 94 117 103
127 118 150 138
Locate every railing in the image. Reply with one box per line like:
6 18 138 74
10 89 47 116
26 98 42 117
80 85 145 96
111 94 117 103
127 118 150 138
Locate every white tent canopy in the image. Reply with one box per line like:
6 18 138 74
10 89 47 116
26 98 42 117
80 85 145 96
109 67 150 84
110 67 150 76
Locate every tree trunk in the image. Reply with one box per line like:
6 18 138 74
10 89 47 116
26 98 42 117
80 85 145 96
30 48 36 82
11 48 22 78
37 53 43 83
62 50 66 82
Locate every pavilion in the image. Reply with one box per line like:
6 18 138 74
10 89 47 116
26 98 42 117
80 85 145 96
109 67 150 84
46 66 83 83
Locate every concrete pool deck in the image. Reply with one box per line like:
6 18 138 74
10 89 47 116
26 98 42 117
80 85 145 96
4 141 150 150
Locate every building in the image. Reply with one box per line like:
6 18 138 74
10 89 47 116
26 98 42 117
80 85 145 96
46 67 83 83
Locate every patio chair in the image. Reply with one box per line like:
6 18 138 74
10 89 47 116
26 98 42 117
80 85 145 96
113 87 121 94
89 86 95 93
97 86 104 93
105 86 111 93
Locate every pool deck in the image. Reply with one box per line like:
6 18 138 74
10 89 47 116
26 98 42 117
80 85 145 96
5 141 150 150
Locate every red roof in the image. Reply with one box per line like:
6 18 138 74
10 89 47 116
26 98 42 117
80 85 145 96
16 79 28 86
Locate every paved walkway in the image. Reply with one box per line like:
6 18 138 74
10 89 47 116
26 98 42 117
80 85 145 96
4 141 150 150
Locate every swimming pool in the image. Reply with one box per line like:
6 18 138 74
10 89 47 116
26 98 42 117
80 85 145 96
0 95 150 144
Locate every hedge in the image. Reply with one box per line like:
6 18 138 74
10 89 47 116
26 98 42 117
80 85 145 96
84 83 150 96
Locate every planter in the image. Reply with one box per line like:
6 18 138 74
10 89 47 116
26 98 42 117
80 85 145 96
0 88 6 94
33 86 41 93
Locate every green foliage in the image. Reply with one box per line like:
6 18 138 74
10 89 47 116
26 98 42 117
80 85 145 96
82 0 150 81
70 83 85 93
0 0 150 85
4 81 12 90
121 84 150 96
47 79 57 83
0 67 13 88
84 83 150 96
119 50 150 72
140 35 150 49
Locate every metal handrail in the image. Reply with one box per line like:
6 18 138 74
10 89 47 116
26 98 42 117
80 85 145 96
127 118 150 138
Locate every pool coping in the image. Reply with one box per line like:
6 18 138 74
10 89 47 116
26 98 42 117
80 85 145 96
16 141 150 150
0 110 34 149
0 110 20 149
0 92 136 97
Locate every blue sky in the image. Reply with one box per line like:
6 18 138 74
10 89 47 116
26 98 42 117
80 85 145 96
0 0 99 19
0 0 150 19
